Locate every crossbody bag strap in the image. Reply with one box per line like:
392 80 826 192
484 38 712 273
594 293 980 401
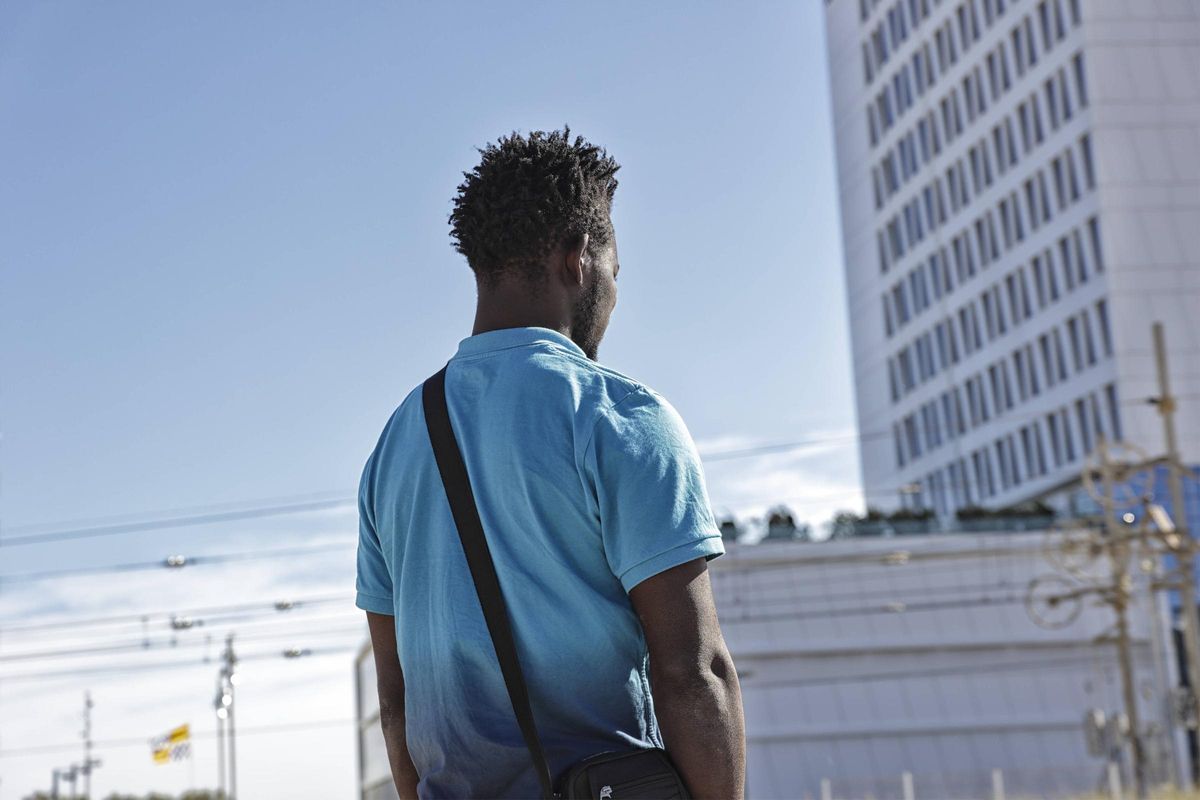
422 365 557 800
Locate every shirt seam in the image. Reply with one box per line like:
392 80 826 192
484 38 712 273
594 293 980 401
452 341 647 394
450 340 578 362
616 532 723 585
579 385 654 468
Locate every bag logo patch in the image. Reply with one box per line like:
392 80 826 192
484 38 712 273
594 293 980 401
599 786 612 800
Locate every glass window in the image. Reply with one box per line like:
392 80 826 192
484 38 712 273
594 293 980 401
1080 134 1095 189
1053 328 1069 380
1088 217 1104 271
1105 383 1123 440
1067 316 1083 371
1096 299 1113 356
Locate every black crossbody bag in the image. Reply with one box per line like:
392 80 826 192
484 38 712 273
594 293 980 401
422 366 691 800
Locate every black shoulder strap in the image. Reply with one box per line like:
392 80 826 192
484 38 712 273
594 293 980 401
422 366 556 800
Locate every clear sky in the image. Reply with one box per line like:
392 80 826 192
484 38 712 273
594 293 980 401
0 2 855 797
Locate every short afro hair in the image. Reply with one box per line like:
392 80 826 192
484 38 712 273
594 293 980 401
449 127 620 287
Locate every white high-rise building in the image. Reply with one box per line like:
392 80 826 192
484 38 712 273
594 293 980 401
824 0 1200 516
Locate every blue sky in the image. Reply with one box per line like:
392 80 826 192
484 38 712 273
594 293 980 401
0 2 855 796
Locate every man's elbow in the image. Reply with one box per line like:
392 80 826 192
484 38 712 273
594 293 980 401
652 645 739 692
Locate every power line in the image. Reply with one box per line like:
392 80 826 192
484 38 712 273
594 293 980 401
0 540 352 584
0 592 352 633
0 645 358 685
0 623 366 664
0 495 356 548
2 610 364 652
698 431 889 462
0 717 357 758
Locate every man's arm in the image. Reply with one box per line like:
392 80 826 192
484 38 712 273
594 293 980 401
629 557 745 800
366 611 420 800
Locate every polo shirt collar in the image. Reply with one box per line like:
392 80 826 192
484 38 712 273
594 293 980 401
453 326 586 360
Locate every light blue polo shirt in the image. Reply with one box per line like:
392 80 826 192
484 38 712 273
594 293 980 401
356 326 723 799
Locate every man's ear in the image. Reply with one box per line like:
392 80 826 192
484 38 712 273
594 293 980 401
562 233 589 287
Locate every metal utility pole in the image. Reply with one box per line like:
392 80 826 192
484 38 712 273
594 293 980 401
1101 435 1149 800
215 675 227 799
1152 322 1200 728
79 692 101 799
214 633 238 800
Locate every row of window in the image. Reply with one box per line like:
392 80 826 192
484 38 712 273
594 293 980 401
873 38 1086 216
906 383 1121 512
885 217 1106 402
861 0 941 81
866 0 1080 148
891 296 1112 470
875 53 1086 217
882 133 1095 333
880 122 1093 298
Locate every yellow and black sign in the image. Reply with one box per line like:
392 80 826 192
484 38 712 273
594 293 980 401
151 724 191 764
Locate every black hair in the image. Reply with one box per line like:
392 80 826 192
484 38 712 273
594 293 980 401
449 127 620 287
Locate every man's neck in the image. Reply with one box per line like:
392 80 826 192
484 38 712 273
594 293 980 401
471 288 570 338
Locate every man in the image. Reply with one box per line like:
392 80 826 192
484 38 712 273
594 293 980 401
356 128 745 799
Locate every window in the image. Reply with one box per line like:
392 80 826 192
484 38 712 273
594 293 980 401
1014 349 1028 401
1032 256 1047 307
1047 413 1063 467
1096 299 1113 356
1045 76 1060 130
1066 150 1082 202
1037 172 1052 223
1039 334 1056 387
1020 426 1037 478
1052 328 1069 380
1044 247 1061 300
1080 134 1095 189
1051 156 1066 209
1026 344 1041 396
1073 230 1088 284
1060 235 1076 291
1105 383 1123 440
996 439 1011 490
1088 217 1105 272
1082 309 1098 365
1067 316 1083 371
1076 398 1093 454
1073 52 1088 107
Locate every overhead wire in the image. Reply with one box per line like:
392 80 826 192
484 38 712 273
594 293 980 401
0 494 356 548
0 622 367 664
0 645 359 686
0 716 357 758
0 540 353 583
0 592 352 633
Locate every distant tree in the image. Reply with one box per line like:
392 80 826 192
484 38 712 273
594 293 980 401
827 510 858 539
718 516 741 543
764 506 810 541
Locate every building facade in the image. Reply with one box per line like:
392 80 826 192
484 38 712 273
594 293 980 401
718 531 1184 799
824 0 1200 515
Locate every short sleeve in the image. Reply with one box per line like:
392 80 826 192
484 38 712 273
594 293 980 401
584 388 724 593
355 451 395 615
